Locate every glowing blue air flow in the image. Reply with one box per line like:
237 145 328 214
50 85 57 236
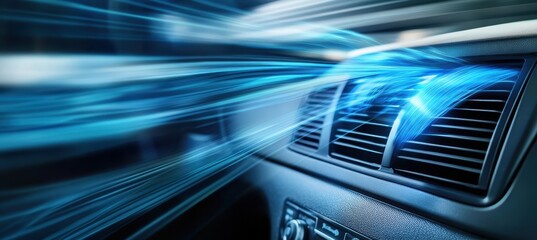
333 51 519 148
396 66 518 146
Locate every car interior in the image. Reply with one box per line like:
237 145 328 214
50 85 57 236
1 0 536 239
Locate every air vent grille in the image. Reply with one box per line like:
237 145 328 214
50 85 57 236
393 78 517 189
329 80 417 168
293 86 338 150
289 59 527 202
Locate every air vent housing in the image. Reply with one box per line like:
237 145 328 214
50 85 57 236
289 57 531 204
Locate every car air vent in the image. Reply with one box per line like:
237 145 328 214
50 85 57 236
292 86 338 150
289 57 530 203
328 79 418 168
392 72 518 191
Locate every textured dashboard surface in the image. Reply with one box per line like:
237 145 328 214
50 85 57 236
241 160 475 240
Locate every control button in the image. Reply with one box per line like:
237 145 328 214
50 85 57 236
316 219 343 240
284 214 293 223
344 232 362 240
283 205 300 230
285 206 298 218
297 211 316 226
282 219 307 240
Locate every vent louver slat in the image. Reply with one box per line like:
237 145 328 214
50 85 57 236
330 113 395 167
393 78 517 190
292 86 338 150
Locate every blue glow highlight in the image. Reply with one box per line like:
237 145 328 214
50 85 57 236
331 50 519 147
396 65 518 145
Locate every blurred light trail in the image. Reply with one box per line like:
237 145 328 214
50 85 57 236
0 79 335 239
3 0 377 58
347 19 537 58
0 54 335 156
241 0 537 42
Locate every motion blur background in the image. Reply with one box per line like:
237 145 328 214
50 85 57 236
3 0 537 55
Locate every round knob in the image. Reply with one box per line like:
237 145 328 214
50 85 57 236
282 219 307 240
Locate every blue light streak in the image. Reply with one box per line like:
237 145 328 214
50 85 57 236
4 0 376 57
0 52 341 238
330 50 519 148
395 65 518 145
